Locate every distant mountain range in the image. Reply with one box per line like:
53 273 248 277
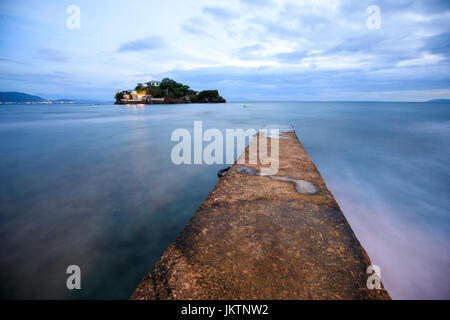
0 91 95 104
0 92 46 103
0 92 106 104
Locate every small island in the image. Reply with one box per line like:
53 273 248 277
115 78 226 104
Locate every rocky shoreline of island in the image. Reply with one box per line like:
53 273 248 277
115 78 226 105
114 96 226 105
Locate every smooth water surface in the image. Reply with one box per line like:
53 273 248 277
0 102 449 299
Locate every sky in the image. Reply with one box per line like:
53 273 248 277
0 0 449 101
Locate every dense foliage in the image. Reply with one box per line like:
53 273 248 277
135 83 145 94
159 78 196 98
115 91 124 101
145 86 164 98
116 78 225 103
198 90 220 100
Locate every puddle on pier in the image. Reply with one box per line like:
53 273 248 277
237 166 318 194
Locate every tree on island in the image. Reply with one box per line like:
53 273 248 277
146 86 164 98
115 91 124 101
115 90 132 102
198 90 220 100
135 83 145 94
159 78 195 98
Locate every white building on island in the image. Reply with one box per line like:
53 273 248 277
146 80 161 87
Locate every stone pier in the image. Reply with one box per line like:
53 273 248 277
131 129 390 300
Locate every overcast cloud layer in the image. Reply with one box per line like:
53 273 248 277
0 0 449 101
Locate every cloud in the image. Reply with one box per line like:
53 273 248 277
0 70 74 85
181 18 211 36
202 6 234 19
396 52 445 67
275 50 309 63
0 56 31 66
240 0 273 7
182 23 204 35
38 49 67 62
424 32 450 55
117 36 165 52
155 61 450 101
235 44 266 60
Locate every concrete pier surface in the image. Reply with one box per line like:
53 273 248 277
131 129 390 300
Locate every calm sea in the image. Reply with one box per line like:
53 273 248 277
0 102 449 299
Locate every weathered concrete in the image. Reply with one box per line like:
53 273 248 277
131 130 390 300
